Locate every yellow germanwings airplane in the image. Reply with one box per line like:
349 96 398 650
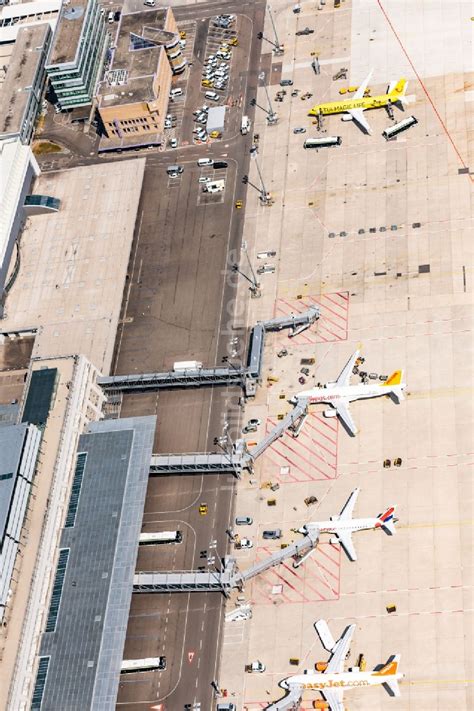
308 70 408 134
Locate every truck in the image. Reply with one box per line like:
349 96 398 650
245 661 266 673
203 179 225 194
173 360 202 370
240 115 251 135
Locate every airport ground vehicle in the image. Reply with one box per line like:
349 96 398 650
167 165 184 177
382 115 418 140
169 138 178 148
216 704 236 711
107 11 114 22
198 176 210 184
242 424 257 434
169 87 183 98
144 0 155 6
120 657 166 674
257 264 275 275
235 516 252 525
235 200 243 209
245 661 266 673
199 503 208 515
213 161 228 169
139 531 182 545
173 360 202 369
263 529 282 539
280 79 293 86
205 91 219 101
241 115 250 135
210 131 221 138
198 158 213 167
296 27 314 35
203 180 225 193
304 136 342 149
236 538 253 549
293 127 306 134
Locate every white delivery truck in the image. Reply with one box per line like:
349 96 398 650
240 115 250 135
173 360 203 370
203 179 225 194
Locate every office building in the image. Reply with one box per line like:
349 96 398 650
46 0 108 110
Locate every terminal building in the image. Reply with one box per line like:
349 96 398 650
45 0 108 111
29 416 156 710
0 23 52 144
97 7 186 151
0 422 42 624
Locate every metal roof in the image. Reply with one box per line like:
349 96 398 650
34 415 156 711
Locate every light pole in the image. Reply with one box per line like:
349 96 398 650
267 4 284 55
258 71 278 125
250 146 270 205
231 263 261 298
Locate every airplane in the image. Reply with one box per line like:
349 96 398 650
293 349 406 436
308 69 409 133
273 619 403 711
297 488 396 563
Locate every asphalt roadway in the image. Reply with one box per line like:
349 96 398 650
111 3 267 709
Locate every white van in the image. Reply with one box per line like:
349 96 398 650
143 0 155 6
107 11 114 23
203 180 225 193
169 87 183 99
204 91 219 101
240 115 250 135
197 158 213 167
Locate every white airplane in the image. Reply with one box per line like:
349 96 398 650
297 488 396 563
275 620 403 711
294 349 406 436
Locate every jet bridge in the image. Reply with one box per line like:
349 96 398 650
248 401 308 461
97 307 319 394
264 685 303 711
149 445 252 478
132 532 318 594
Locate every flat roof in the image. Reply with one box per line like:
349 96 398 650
21 367 57 427
47 0 88 66
0 24 51 137
0 159 146 374
35 415 156 711
0 424 28 541
98 8 172 107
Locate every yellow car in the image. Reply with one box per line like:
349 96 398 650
229 37 238 46
199 503 208 516
235 200 243 209
179 31 186 39
210 130 222 139
202 79 213 87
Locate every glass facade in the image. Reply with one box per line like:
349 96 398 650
47 0 108 110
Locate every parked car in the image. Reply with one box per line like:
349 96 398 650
237 538 253 549
263 529 282 539
213 161 228 169
280 79 293 86
293 127 306 134
296 27 314 35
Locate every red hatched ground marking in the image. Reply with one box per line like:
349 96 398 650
244 704 315 710
264 414 338 483
274 291 349 345
250 543 341 605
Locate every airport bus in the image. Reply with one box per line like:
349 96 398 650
382 115 418 140
120 657 166 674
303 136 342 150
139 530 182 545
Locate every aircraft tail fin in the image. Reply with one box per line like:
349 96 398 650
383 370 405 402
376 506 397 535
389 79 408 97
374 654 402 696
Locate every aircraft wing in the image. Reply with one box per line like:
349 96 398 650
335 350 360 386
335 400 358 435
339 488 360 520
347 108 372 133
336 531 357 561
353 69 373 99
321 688 344 711
325 624 356 673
